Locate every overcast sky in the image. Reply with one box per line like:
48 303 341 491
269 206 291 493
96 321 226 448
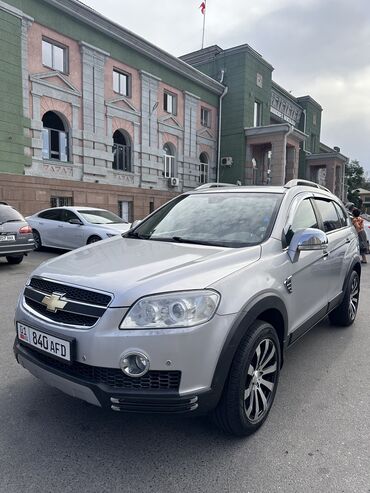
83 0 370 173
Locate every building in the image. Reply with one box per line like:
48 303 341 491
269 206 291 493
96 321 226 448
355 188 370 213
0 0 223 219
181 45 348 199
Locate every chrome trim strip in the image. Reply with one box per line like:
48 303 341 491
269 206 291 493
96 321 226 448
26 285 108 310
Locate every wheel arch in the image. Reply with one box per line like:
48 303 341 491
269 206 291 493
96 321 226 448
209 295 288 408
87 234 102 244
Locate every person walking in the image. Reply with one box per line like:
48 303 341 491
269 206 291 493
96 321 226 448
352 208 368 264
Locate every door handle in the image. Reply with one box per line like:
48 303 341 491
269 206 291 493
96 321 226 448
345 238 351 244
322 251 329 258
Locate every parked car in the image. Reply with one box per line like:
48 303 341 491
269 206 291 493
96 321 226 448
0 204 34 264
26 207 131 250
15 180 361 436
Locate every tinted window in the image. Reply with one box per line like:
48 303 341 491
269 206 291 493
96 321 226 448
38 209 62 221
314 199 341 232
286 199 318 244
77 209 124 224
0 206 24 223
333 202 349 228
133 192 282 248
61 209 79 223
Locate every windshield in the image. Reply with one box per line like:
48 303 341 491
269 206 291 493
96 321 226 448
78 209 126 225
131 192 282 247
0 206 24 224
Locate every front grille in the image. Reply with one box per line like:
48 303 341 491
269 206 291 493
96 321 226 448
26 298 99 327
29 277 112 307
26 346 181 391
24 277 112 328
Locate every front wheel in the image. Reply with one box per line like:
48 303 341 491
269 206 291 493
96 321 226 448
212 320 281 436
328 270 360 327
6 255 24 265
87 235 101 245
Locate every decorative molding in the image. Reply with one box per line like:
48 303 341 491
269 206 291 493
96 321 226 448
30 71 82 97
159 115 183 130
105 96 140 115
0 0 33 21
79 40 110 57
197 128 215 140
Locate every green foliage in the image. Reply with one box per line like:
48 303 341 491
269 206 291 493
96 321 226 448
345 159 365 207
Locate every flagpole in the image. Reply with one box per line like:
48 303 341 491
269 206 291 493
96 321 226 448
201 1 206 49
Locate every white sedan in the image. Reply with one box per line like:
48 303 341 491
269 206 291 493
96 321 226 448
27 207 131 250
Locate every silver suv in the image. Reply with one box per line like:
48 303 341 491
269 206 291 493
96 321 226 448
14 180 361 436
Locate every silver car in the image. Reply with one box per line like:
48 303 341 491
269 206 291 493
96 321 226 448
0 204 34 264
26 207 131 250
14 180 361 436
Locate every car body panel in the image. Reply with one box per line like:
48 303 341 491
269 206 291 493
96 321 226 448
0 206 34 257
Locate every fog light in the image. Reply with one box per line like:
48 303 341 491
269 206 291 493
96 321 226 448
119 351 150 378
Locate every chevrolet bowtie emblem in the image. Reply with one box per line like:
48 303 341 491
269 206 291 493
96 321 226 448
41 292 67 313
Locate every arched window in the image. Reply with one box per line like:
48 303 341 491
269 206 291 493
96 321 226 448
113 130 132 172
163 143 176 178
42 111 69 162
199 152 209 184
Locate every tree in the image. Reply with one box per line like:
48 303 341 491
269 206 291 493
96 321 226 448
345 159 365 207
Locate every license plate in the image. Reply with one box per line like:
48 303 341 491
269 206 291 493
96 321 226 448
17 322 71 362
0 235 15 241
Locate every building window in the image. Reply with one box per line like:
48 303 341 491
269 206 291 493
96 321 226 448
149 199 155 214
164 91 177 115
50 196 73 207
42 39 68 73
199 152 209 184
42 111 69 162
112 130 132 172
253 101 262 127
201 107 211 127
113 69 131 97
163 143 176 178
119 201 133 222
313 113 317 126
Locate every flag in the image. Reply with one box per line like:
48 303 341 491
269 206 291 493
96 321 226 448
199 1 206 15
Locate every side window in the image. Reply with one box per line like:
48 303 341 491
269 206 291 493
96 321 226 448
333 202 349 228
38 209 62 221
314 199 342 233
286 199 318 245
61 209 79 223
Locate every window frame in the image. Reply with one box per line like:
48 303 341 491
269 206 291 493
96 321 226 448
285 197 319 246
201 107 211 128
42 37 68 74
164 91 177 116
253 100 262 127
312 198 343 234
50 196 73 208
113 68 132 97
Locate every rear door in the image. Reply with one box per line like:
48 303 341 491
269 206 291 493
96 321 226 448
54 209 84 249
312 197 354 306
33 209 63 247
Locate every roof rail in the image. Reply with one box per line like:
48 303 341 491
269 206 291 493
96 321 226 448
195 182 238 190
284 179 330 192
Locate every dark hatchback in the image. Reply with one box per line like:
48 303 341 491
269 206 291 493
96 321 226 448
0 204 34 264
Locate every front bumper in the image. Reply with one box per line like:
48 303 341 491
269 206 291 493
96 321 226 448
14 340 216 414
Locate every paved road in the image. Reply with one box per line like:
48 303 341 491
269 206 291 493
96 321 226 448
1 251 369 493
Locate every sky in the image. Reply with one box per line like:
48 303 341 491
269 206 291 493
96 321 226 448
83 0 370 173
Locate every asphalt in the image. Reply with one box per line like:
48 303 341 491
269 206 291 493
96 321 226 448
0 250 369 493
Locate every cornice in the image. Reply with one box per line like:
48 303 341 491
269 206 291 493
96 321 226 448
41 0 224 95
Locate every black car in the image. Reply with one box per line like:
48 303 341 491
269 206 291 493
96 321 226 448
0 204 34 264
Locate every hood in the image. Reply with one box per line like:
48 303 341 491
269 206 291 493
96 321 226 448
90 222 131 233
30 237 261 307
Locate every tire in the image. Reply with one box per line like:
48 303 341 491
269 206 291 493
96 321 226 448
87 235 101 245
32 230 42 250
6 255 23 265
212 320 281 436
328 270 360 327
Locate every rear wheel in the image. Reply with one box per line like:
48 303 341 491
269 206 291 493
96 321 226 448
32 230 42 250
6 255 23 265
87 235 101 245
212 320 281 436
329 270 360 327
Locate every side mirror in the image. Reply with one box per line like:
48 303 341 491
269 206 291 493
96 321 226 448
131 219 142 229
69 218 83 225
288 228 328 262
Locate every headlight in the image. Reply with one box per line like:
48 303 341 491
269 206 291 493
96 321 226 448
106 233 117 238
120 290 220 329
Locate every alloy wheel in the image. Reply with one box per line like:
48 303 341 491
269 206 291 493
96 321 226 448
349 275 359 321
244 338 278 422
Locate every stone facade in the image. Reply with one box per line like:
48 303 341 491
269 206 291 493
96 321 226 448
0 0 223 218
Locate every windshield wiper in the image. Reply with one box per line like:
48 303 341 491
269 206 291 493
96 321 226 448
148 236 223 246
